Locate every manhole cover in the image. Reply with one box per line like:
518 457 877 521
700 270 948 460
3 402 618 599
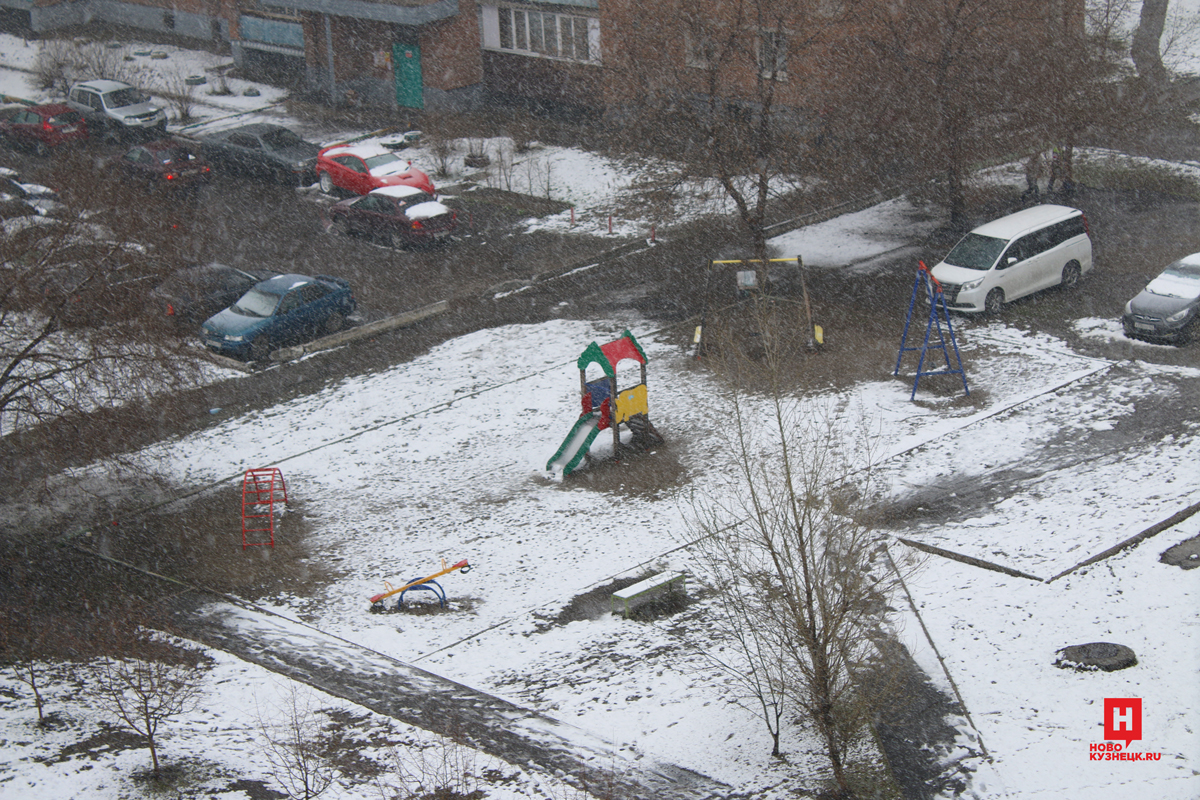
1054 642 1137 672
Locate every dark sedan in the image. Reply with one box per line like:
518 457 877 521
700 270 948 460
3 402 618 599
201 273 356 361
197 123 321 186
1123 254 1200 345
326 185 458 248
117 140 211 190
150 263 279 325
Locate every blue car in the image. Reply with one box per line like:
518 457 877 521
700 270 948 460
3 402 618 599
201 273 355 361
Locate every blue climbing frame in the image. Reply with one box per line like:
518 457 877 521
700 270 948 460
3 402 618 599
894 262 970 401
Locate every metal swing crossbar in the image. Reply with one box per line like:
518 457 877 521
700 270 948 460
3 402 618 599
894 261 970 401
370 558 470 610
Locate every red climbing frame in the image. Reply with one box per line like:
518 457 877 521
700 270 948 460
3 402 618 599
241 468 287 549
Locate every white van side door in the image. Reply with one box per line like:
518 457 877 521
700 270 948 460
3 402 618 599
994 235 1042 301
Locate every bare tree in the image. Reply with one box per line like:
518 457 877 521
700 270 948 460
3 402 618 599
0 600 55 723
1132 0 1171 88
257 685 339 800
375 719 483 800
685 307 908 798
845 0 1070 226
609 0 852 285
0 207 204 440
93 640 211 777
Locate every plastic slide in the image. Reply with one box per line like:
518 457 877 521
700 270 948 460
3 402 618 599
546 412 602 476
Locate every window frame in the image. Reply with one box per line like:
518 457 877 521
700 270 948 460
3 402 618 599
489 4 598 64
757 29 789 80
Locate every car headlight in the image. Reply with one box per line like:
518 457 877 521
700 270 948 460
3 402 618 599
223 334 245 342
1124 301 1132 316
961 278 984 291
1166 307 1192 323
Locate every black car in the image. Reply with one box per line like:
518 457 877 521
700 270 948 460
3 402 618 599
150 263 279 325
1123 254 1200 345
117 140 212 192
197 124 321 186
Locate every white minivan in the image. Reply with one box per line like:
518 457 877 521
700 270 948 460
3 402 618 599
931 204 1092 313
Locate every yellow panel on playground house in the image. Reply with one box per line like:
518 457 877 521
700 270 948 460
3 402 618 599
614 384 648 424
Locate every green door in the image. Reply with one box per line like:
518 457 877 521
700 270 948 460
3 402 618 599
393 43 424 109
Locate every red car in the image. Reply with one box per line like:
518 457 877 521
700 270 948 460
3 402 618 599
0 103 88 156
326 185 458 248
117 139 211 189
316 142 436 196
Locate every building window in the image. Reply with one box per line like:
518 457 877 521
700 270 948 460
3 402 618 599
758 30 788 79
684 31 716 68
495 5 594 63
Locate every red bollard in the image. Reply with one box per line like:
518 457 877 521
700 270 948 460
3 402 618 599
570 207 575 225
608 215 613 234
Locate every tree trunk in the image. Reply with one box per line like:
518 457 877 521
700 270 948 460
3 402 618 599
1131 0 1170 89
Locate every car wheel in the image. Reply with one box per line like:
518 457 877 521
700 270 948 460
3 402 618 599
389 231 407 250
330 216 349 237
319 171 335 194
323 312 346 335
984 288 1004 314
250 337 271 362
1061 261 1081 288
33 140 49 158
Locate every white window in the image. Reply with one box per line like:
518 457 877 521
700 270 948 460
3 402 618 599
758 30 788 79
488 4 597 64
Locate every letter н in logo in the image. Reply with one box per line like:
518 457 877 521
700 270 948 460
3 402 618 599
1104 698 1142 748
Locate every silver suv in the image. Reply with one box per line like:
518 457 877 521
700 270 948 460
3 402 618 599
66 79 167 142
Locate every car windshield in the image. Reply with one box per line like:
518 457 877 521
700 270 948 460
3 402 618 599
261 128 306 150
104 88 147 108
1147 260 1200 297
943 233 1007 271
231 288 280 317
364 153 402 170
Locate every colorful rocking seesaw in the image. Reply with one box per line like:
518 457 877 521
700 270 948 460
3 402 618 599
369 558 471 612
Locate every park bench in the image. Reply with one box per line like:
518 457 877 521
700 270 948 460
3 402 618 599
611 572 686 618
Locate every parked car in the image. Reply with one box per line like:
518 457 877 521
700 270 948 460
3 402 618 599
316 143 436 196
201 273 356 361
117 139 211 191
0 103 88 156
326 185 458 248
150 263 279 325
66 79 167 142
931 204 1092 313
197 123 321 186
1122 253 1200 345
0 175 66 216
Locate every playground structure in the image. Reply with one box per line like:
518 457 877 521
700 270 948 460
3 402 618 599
241 467 287 549
546 329 663 477
894 261 970 400
369 558 471 611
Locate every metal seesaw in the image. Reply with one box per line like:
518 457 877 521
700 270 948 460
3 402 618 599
369 558 471 612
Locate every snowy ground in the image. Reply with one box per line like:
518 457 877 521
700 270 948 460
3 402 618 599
2 15 1200 800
